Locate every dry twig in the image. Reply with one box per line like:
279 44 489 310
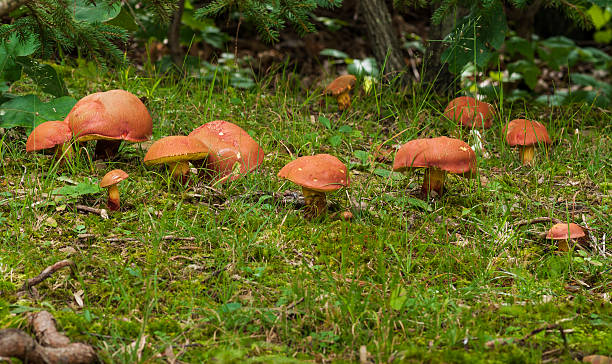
19 260 76 293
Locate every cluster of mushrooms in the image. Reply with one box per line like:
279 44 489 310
24 76 586 249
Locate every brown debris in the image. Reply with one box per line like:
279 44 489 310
19 259 76 294
0 311 97 364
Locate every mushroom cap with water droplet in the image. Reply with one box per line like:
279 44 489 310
277 154 349 192
393 136 477 177
100 169 129 188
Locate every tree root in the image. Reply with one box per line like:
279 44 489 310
0 311 97 364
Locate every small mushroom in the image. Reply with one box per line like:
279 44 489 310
66 89 152 159
26 120 74 164
505 119 551 165
278 154 349 218
143 136 209 183
188 120 264 183
324 75 357 111
99 169 129 211
393 136 477 196
546 223 585 252
444 96 495 129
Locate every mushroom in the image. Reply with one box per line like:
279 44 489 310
324 75 357 111
546 223 586 252
393 136 477 196
505 119 551 165
143 136 209 183
25 120 74 164
277 154 349 218
188 120 264 183
444 96 495 129
99 169 129 211
66 89 152 159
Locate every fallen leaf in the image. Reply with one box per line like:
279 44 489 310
74 289 84 308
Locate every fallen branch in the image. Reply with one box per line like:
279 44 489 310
0 311 97 364
512 217 562 228
20 260 76 293
75 205 108 219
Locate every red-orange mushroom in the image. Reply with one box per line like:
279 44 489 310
505 119 551 165
444 96 495 129
25 120 74 164
188 120 264 183
144 136 209 183
324 75 357 111
393 136 477 196
99 169 129 211
546 223 586 252
66 89 152 159
278 154 349 218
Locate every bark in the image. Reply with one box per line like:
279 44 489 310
423 5 469 95
359 0 407 84
0 0 24 16
168 0 186 70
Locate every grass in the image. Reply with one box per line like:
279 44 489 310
0 63 611 363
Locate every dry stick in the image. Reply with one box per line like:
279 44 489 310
20 260 76 293
512 217 562 228
75 204 107 217
517 324 568 351
0 311 97 364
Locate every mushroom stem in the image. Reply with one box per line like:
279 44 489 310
53 142 74 165
168 161 191 182
519 145 536 165
107 184 120 211
422 167 446 195
302 187 327 219
336 90 351 111
95 140 121 160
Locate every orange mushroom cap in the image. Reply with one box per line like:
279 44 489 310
393 136 477 177
188 120 264 182
444 96 495 129
505 119 551 147
546 223 586 240
144 136 209 165
324 75 357 96
25 120 72 152
278 154 349 193
67 89 152 143
100 169 129 188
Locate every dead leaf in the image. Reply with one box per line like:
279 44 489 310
73 290 84 308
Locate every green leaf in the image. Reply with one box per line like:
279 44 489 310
537 36 577 69
373 168 404 181
587 5 611 30
318 116 332 129
0 95 77 129
507 60 540 90
16 57 68 97
594 29 612 43
505 36 534 61
348 57 378 77
53 181 101 197
353 150 369 164
390 286 408 311
3 33 39 57
106 7 138 32
337 125 352 133
319 48 349 59
72 0 121 23
329 134 342 147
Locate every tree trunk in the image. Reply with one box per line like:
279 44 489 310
359 0 407 84
168 0 186 70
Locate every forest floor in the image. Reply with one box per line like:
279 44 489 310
0 65 611 363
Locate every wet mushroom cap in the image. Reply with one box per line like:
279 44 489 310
393 136 477 177
546 223 585 240
278 154 349 193
505 119 551 147
25 120 72 152
100 169 129 188
324 75 357 96
189 120 264 180
67 89 152 142
444 96 495 129
144 136 209 165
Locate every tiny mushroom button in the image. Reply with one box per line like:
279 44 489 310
99 169 129 211
546 223 586 252
393 136 477 196
444 96 495 129
324 74 357 111
278 154 349 218
505 118 551 165
144 135 209 183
